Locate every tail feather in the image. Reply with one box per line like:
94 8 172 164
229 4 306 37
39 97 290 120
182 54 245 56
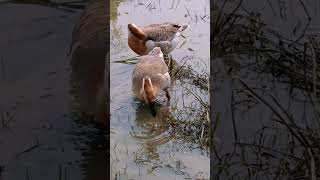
175 24 189 37
181 24 190 31
128 23 147 40
170 26 185 49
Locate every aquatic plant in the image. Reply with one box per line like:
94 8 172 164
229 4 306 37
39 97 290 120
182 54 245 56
212 0 320 179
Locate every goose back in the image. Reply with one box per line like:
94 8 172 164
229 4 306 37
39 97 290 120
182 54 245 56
132 56 169 98
143 22 187 41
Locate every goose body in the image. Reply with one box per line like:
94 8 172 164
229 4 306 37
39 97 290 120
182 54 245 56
132 47 171 116
128 22 189 56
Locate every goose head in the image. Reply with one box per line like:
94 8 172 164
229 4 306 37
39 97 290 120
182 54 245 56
148 47 163 58
141 76 157 117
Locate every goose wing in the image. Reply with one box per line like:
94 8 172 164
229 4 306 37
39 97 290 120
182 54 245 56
143 23 187 41
133 56 168 78
132 56 169 93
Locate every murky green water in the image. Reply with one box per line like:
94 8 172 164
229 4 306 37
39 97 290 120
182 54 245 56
110 0 210 179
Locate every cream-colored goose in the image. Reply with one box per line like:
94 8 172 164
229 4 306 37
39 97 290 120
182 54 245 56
132 47 171 117
128 22 189 56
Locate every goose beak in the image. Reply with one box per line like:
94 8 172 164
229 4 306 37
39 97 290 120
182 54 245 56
149 102 156 117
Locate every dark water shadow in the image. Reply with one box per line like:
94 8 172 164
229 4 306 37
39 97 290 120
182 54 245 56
69 113 108 180
68 0 109 179
69 0 109 127
3 0 88 12
0 0 109 179
131 102 171 140
212 0 320 179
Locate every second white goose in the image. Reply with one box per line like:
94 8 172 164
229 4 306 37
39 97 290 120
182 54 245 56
132 47 171 117
128 22 189 56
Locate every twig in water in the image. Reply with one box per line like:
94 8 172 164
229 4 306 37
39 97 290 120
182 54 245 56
0 165 3 178
307 148 317 180
112 56 140 64
288 0 311 47
59 165 62 180
1 56 5 80
64 166 67 180
184 5 194 23
185 87 208 111
1 112 15 133
231 91 238 143
26 167 30 180
179 40 187 48
16 138 41 157
239 79 308 147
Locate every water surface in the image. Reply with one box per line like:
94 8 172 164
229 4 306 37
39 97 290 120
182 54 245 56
110 0 210 179
212 0 320 179
0 1 108 179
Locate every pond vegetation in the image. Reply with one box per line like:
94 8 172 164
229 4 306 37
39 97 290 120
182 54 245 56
212 0 320 179
110 0 210 179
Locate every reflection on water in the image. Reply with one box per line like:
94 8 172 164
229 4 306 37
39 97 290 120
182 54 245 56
0 0 107 180
110 0 209 179
70 0 108 179
131 104 170 139
70 0 108 126
213 0 320 179
70 115 108 180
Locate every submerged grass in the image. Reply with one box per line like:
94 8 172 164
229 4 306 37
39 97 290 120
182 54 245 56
110 0 210 178
112 54 210 179
213 0 320 179
114 55 210 150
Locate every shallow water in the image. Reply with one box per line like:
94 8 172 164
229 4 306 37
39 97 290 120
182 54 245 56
213 0 320 179
0 1 108 180
110 0 210 179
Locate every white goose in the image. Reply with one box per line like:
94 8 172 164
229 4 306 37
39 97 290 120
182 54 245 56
127 22 189 56
132 47 171 117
